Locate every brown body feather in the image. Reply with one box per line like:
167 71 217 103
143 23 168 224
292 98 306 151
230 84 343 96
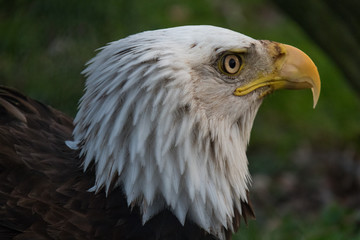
0 86 254 240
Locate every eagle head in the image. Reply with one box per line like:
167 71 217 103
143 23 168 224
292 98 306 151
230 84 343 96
68 26 320 239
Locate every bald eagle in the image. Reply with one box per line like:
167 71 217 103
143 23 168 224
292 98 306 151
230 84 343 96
0 26 320 240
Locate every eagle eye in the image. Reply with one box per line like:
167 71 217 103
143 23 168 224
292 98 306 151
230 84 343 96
219 53 243 76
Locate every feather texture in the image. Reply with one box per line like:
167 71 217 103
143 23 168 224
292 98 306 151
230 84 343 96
0 86 255 240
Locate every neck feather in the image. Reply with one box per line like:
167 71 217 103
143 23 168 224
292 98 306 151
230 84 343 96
68 38 261 239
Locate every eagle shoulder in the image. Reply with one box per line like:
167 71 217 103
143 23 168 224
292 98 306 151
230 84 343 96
0 86 90 238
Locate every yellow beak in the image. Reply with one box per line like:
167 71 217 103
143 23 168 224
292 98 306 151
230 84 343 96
233 43 321 108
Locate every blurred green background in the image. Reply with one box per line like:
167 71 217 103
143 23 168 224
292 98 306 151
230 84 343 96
1 0 359 239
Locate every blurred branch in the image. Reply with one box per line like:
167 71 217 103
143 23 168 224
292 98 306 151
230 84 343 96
271 0 360 95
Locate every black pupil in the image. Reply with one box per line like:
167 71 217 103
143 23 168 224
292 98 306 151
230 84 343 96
229 58 236 68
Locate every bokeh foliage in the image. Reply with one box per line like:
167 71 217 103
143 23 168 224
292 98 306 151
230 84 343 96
1 0 359 239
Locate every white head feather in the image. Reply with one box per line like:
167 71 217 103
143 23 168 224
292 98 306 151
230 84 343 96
68 25 272 239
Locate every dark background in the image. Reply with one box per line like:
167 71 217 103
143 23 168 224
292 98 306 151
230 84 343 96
1 0 359 239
